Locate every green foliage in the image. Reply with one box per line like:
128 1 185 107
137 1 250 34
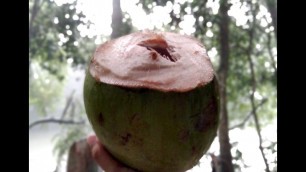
29 0 97 115
29 60 66 116
256 83 277 125
121 12 133 36
29 0 94 79
29 0 132 169
137 0 175 13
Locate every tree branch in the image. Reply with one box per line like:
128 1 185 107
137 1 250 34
29 90 80 130
61 90 76 119
29 118 85 130
229 98 267 130
250 17 277 79
246 2 270 171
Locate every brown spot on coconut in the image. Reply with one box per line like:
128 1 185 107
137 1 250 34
83 30 220 172
98 112 104 126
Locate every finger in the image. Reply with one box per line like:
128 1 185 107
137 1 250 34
87 135 120 172
96 147 138 172
87 135 98 147
87 135 137 172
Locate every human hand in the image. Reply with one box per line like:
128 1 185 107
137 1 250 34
87 135 137 172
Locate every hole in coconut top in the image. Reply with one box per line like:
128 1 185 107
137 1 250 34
137 37 177 62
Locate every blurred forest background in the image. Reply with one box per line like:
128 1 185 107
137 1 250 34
29 0 277 172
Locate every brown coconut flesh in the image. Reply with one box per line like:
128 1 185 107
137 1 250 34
89 31 214 92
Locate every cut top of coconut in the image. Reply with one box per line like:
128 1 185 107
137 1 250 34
89 30 214 92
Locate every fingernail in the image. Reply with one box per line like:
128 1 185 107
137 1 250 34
87 135 97 147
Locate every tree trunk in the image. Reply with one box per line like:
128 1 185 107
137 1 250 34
111 0 124 39
67 139 99 172
29 0 43 39
217 0 234 172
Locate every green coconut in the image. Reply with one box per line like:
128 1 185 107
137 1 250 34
83 30 220 172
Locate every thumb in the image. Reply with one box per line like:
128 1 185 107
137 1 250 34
87 135 98 148
86 135 122 172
